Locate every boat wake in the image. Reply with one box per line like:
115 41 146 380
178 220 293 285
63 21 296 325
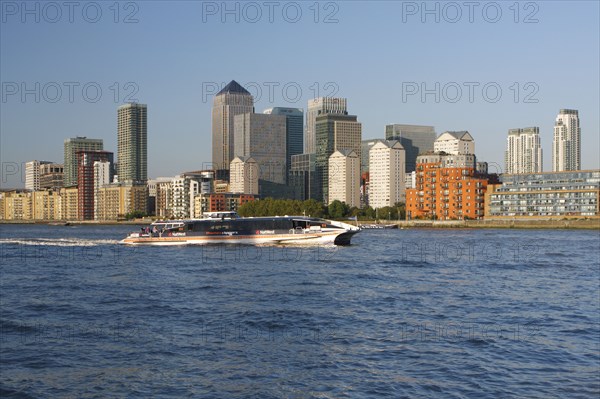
0 238 119 247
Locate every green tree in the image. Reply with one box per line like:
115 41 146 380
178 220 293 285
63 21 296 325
327 200 349 219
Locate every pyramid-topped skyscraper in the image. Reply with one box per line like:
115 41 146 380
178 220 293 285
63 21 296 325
212 80 254 177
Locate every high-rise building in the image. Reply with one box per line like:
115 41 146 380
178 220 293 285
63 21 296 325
405 152 487 220
305 97 347 154
385 124 436 172
552 109 581 171
434 131 475 155
328 150 360 208
93 161 112 220
63 137 103 187
264 107 303 183
361 139 386 175
505 127 543 174
230 156 259 195
39 163 64 190
212 80 254 175
77 150 113 220
118 103 148 183
25 160 52 190
289 153 317 201
368 140 406 209
315 113 362 203
234 112 287 185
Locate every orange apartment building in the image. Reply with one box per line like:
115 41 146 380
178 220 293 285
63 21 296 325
406 152 488 220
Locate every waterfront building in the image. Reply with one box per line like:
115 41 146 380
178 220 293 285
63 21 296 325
193 193 256 216
361 139 386 175
385 124 436 172
405 171 416 190
485 170 600 218
212 80 254 174
63 137 103 187
77 150 113 220
328 149 360 208
39 163 64 190
315 113 362 203
405 152 487 220
552 109 581 171
95 182 148 221
118 103 147 183
33 189 62 220
264 107 303 183
368 140 406 209
434 131 475 155
233 112 287 186
60 186 79 221
93 161 112 220
229 156 259 195
170 175 200 219
505 127 543 174
305 97 347 154
155 179 173 219
0 190 33 220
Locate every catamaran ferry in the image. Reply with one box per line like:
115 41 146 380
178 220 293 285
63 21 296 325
120 212 360 246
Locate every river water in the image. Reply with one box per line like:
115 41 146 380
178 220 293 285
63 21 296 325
1 224 598 398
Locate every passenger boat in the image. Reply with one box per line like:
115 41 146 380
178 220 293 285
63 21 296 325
120 212 360 246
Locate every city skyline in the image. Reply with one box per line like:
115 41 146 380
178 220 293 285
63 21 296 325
2 2 598 188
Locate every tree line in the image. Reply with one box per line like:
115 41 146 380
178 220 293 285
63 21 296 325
238 198 405 220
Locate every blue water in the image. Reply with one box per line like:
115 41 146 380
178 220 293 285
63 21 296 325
1 224 599 398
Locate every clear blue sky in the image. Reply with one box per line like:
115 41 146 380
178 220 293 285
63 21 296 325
1 1 598 187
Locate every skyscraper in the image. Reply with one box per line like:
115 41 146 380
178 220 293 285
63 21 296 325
315 113 362 203
233 112 287 185
264 107 303 183
118 103 147 183
385 124 436 173
212 80 254 175
368 140 406 209
305 97 347 154
552 109 580 171
505 127 543 174
63 137 103 187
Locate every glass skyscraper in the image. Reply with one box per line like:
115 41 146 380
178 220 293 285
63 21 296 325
385 124 436 173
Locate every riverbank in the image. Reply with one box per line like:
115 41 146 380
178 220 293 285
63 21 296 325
360 219 600 230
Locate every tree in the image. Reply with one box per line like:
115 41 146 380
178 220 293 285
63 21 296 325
327 200 349 219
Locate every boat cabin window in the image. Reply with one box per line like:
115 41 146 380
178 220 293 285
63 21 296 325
293 220 309 229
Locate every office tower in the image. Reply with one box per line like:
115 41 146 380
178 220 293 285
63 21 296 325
328 150 360 208
434 131 475 155
368 140 406 209
25 160 52 190
405 153 486 220
63 137 103 187
234 112 287 185
385 124 436 172
118 103 147 183
212 80 254 175
39 163 64 190
552 109 581 171
315 113 362 203
77 150 113 220
230 156 259 195
505 127 543 174
289 153 317 201
305 97 347 154
264 107 303 183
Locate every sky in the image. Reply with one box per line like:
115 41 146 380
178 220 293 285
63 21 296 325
1 0 599 187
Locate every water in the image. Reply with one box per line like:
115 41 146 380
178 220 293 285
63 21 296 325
1 224 599 398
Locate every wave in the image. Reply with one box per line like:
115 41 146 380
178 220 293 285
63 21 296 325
0 238 119 247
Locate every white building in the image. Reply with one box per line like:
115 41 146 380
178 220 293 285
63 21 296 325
230 156 259 195
368 141 406 209
505 127 543 174
552 109 580 171
404 171 416 190
25 160 52 191
170 175 199 219
305 97 347 154
93 161 111 220
434 131 475 155
328 149 359 208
